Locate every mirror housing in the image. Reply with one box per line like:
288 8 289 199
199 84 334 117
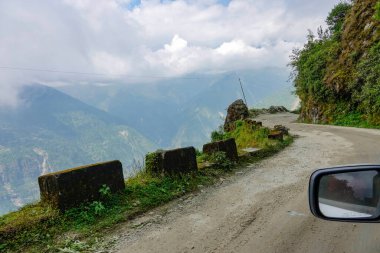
309 164 380 222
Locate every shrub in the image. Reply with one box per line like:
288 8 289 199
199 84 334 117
208 151 233 170
326 2 352 36
357 42 380 117
99 184 111 199
196 152 209 164
145 152 162 175
90 201 106 216
210 128 225 142
235 120 244 127
224 121 271 149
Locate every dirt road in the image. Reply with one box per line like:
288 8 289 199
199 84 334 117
110 113 380 253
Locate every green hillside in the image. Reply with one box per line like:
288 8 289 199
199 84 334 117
291 0 380 126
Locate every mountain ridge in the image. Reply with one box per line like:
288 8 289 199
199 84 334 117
58 68 296 148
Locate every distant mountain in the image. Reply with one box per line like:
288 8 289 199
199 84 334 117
0 85 156 215
59 67 296 148
58 75 215 147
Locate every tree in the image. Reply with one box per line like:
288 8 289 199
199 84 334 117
326 2 352 36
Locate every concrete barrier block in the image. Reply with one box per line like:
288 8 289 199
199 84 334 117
245 119 263 128
38 160 125 211
274 125 289 135
202 138 238 161
146 147 198 175
268 131 284 141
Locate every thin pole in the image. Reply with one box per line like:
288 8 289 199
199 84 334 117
238 78 248 106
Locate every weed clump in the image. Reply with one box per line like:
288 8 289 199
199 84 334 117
145 152 162 175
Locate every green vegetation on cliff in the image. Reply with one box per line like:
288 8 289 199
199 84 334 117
291 0 380 127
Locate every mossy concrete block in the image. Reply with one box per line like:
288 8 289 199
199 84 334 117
245 119 263 128
203 138 238 161
268 131 284 141
38 160 125 211
274 125 289 135
146 147 198 175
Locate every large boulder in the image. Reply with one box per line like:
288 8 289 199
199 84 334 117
268 106 289 114
224 99 249 132
38 160 125 211
146 147 198 176
202 138 238 161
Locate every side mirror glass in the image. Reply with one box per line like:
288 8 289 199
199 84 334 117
319 170 379 218
309 165 380 222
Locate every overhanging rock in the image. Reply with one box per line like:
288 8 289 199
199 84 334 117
38 160 125 211
224 99 249 132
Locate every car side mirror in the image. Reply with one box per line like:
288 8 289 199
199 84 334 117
309 165 380 222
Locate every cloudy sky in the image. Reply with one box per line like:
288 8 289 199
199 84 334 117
0 0 340 106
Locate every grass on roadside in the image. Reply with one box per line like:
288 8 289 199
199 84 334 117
298 111 380 129
332 112 380 129
210 120 281 151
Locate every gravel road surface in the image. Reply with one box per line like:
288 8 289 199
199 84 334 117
109 113 380 253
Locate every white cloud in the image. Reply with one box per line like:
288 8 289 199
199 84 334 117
164 35 188 52
216 40 262 56
0 0 341 106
